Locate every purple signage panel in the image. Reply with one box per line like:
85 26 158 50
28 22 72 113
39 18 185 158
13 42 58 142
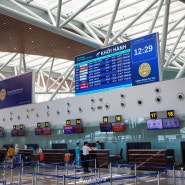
0 72 34 109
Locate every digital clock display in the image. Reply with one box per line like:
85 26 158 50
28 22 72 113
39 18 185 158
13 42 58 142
75 33 161 95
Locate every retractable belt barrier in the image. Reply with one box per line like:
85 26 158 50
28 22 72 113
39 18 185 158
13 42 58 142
0 159 179 185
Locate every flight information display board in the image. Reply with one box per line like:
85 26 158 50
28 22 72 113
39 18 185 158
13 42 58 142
75 33 161 95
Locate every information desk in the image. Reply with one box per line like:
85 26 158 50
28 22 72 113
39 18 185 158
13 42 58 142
89 149 110 168
128 149 174 170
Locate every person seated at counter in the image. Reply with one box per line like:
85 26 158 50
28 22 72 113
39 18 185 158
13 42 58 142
95 141 101 149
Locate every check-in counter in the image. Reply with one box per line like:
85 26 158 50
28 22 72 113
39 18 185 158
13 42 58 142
89 149 110 168
42 149 67 164
18 149 34 163
128 149 174 170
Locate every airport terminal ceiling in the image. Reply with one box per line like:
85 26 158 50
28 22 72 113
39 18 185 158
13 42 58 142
0 0 185 103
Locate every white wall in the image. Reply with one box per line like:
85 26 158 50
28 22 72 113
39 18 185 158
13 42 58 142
1 77 185 129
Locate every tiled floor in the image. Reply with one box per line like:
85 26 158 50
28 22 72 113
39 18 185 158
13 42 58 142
0 165 185 185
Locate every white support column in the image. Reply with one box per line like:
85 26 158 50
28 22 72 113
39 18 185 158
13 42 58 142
49 64 74 100
160 0 171 65
108 0 158 45
0 53 18 71
164 24 185 67
60 0 95 28
103 0 121 47
56 0 62 27
46 58 55 92
148 0 164 33
35 58 51 73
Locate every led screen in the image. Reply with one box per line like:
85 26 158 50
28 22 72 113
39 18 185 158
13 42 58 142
35 128 43 135
75 33 160 95
42 127 51 135
112 122 125 132
11 130 19 137
146 119 163 130
73 125 84 133
100 123 112 132
18 129 25 136
0 131 4 137
162 117 180 129
63 126 74 134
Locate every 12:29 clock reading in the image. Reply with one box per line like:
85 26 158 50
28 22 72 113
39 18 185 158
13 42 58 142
134 45 153 56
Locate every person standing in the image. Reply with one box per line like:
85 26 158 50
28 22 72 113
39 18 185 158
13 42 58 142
14 144 20 155
82 141 92 172
95 141 102 149
75 142 81 167
36 145 42 154
7 145 14 159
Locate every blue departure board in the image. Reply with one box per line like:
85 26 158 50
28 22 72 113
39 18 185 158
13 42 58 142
75 33 161 95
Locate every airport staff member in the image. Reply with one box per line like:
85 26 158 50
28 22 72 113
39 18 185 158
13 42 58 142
75 142 81 167
95 141 102 149
82 141 92 172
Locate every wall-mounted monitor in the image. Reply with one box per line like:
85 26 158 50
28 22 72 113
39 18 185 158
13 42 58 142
112 122 125 132
35 128 43 135
146 119 163 130
100 123 112 132
52 143 67 149
75 33 160 95
18 129 25 136
42 127 51 135
73 125 84 133
11 130 19 137
0 131 4 137
63 126 74 134
162 117 180 129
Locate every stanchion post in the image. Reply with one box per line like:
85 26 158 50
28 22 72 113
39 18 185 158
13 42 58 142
98 168 100 178
110 163 112 185
18 173 22 185
173 166 176 185
10 160 13 184
135 164 137 185
3 161 6 182
74 166 76 185
32 172 35 185
63 175 66 185
157 171 160 185
65 161 69 175
56 165 58 185
35 160 39 185
95 158 97 176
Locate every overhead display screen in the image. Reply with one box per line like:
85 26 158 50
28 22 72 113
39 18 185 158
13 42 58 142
146 119 163 130
75 33 160 95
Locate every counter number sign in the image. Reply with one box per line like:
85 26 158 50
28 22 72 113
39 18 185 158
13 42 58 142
167 110 174 118
115 115 121 122
150 112 157 119
103 116 108 123
66 120 71 125
76 119 81 124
